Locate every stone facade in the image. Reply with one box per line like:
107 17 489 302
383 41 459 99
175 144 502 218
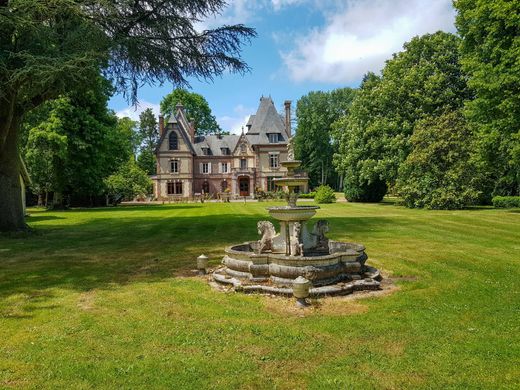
152 97 304 199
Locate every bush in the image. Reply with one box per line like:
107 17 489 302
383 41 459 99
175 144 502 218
298 191 316 199
104 160 152 204
344 177 387 202
395 111 481 210
492 196 520 208
314 185 336 204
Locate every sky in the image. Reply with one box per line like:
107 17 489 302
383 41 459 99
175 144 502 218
111 0 457 134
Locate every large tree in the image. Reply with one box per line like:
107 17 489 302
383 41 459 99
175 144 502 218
334 32 470 201
455 0 520 197
137 108 159 175
294 88 356 189
0 0 255 231
23 76 133 207
160 89 221 135
396 111 481 209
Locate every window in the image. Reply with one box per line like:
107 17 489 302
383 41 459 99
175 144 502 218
169 132 178 150
221 180 228 191
221 162 229 173
202 181 210 194
267 177 280 192
202 163 210 174
167 181 183 195
202 147 212 156
170 159 179 173
175 181 183 195
221 147 230 155
269 153 279 169
268 133 279 143
240 158 247 170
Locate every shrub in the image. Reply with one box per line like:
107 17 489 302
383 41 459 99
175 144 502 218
492 196 520 208
396 111 481 209
314 185 336 204
298 191 316 199
104 160 152 204
344 177 387 202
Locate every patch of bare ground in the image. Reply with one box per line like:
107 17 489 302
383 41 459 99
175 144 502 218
77 289 96 310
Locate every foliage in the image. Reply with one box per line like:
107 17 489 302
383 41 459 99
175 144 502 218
25 118 68 201
396 111 481 209
23 77 133 204
0 0 255 230
117 117 140 158
298 191 316 199
334 32 470 202
294 88 356 188
455 0 520 196
492 196 520 209
137 108 159 175
313 185 336 204
160 89 221 135
344 174 387 203
104 160 152 203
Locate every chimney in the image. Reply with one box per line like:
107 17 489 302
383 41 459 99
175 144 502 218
159 115 165 136
284 100 291 136
189 121 195 142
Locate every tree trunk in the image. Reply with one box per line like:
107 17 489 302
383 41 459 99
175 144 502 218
0 117 27 231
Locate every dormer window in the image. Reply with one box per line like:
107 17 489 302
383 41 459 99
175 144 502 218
202 147 212 156
221 147 230 155
268 133 283 143
169 132 178 150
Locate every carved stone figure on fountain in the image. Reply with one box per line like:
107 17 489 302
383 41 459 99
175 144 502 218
287 136 295 161
311 220 330 251
290 222 304 257
257 221 276 254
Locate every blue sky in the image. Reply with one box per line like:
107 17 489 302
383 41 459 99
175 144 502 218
111 0 456 134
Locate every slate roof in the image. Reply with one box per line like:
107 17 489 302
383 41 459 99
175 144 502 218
192 134 240 156
240 96 289 145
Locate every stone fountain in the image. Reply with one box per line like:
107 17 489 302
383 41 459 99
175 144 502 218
212 139 382 297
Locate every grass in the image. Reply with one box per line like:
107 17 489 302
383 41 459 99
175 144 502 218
0 201 519 389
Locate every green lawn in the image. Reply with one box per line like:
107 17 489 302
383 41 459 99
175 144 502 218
0 201 519 389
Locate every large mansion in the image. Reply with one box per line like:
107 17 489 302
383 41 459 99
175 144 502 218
153 96 299 199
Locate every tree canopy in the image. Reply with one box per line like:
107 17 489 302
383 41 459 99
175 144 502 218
136 108 159 175
333 32 470 202
160 89 221 135
294 88 356 189
455 0 520 196
0 0 255 230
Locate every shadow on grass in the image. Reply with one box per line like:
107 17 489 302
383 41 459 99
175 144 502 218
26 215 66 222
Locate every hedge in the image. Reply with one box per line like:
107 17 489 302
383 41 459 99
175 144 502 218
492 196 520 208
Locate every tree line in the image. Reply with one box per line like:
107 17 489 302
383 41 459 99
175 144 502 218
294 0 519 209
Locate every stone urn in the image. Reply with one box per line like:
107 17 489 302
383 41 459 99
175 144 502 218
292 276 311 299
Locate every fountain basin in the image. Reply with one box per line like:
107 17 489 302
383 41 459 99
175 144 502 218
212 240 381 295
267 205 319 221
280 160 302 170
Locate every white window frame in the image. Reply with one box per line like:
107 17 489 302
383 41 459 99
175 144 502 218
268 133 279 143
219 162 229 173
269 152 279 169
201 162 211 174
170 159 179 173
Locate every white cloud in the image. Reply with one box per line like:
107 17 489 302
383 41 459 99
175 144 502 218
116 101 160 121
217 104 254 134
281 0 456 84
271 0 304 11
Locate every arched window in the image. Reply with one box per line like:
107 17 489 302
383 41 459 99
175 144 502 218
169 131 178 150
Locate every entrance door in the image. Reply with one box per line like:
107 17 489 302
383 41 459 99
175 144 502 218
239 177 249 196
